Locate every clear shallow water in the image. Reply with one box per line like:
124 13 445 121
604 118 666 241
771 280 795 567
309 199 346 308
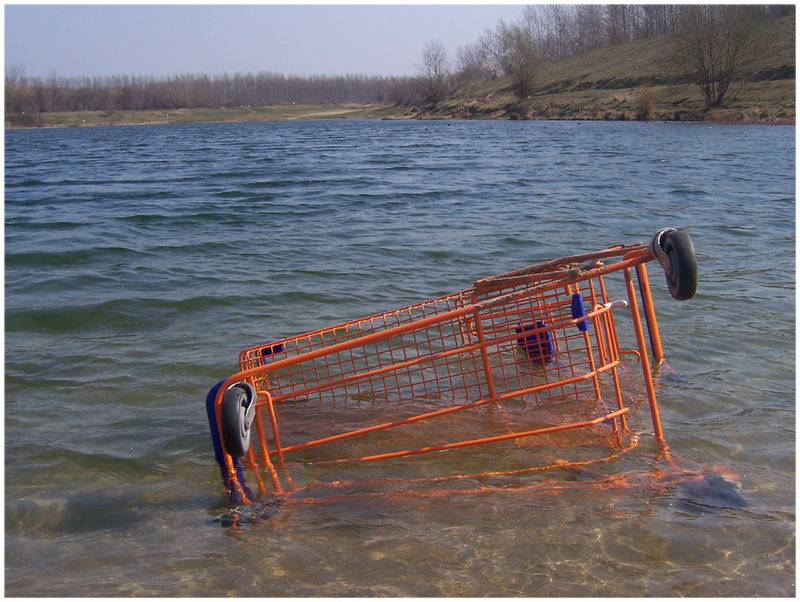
5 119 794 596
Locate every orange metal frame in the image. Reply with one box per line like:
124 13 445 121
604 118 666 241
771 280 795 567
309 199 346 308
212 241 675 504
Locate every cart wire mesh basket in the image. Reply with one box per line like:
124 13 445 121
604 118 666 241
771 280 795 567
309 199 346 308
206 228 705 508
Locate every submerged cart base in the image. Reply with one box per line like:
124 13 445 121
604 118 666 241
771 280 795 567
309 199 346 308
207 229 707 509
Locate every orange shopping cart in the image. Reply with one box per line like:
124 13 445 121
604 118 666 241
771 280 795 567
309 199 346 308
206 228 716 511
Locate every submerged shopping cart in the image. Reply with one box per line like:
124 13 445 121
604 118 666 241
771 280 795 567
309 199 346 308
206 228 703 508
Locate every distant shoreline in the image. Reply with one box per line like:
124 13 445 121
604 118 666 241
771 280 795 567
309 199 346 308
4 103 397 130
5 100 794 130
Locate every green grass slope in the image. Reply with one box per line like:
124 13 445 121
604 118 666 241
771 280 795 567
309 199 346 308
409 13 794 123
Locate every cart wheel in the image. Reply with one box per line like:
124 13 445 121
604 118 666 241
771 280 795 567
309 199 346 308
220 383 256 457
661 230 697 301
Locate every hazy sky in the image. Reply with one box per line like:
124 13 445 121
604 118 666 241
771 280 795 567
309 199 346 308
5 3 528 79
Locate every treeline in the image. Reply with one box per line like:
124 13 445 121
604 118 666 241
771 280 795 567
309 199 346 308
4 69 416 118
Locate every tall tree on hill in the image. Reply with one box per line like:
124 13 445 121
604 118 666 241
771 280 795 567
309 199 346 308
474 21 511 79
677 5 759 107
455 42 488 84
419 38 450 106
504 25 540 100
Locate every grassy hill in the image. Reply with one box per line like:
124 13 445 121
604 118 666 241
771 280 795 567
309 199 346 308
404 12 795 123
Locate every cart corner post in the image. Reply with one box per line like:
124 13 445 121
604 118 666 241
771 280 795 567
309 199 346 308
623 267 665 443
635 262 666 365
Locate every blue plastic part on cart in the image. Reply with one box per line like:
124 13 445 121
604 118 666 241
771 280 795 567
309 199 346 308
205 379 254 505
571 293 589 332
515 321 554 361
260 342 284 365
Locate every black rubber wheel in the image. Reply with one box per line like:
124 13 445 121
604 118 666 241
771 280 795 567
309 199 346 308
662 229 697 301
220 385 254 457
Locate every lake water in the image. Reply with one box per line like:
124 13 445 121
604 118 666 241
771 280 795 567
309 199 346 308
5 119 795 596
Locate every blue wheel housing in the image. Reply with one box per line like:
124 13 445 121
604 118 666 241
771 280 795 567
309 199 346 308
220 383 256 457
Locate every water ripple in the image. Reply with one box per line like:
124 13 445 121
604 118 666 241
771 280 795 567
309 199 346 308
4 120 795 597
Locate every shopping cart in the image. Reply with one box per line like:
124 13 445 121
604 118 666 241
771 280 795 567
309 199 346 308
206 228 707 508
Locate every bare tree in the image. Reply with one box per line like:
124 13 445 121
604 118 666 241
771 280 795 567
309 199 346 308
5 64 25 113
677 5 758 107
504 25 540 100
521 5 576 60
635 83 655 120
419 38 450 106
574 5 607 53
387 77 423 106
607 5 630 45
478 22 512 79
455 42 487 84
